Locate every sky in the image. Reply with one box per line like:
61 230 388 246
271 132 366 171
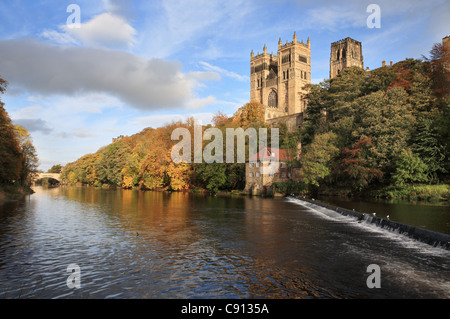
0 0 448 171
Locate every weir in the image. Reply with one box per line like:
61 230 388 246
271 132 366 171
292 196 450 250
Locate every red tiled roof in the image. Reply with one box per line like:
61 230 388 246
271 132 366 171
248 148 293 162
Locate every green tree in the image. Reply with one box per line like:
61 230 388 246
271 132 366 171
353 87 415 175
363 63 397 93
392 149 429 186
48 164 63 173
195 162 227 194
96 140 131 186
300 132 339 187
412 116 448 182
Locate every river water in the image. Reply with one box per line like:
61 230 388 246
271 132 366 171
0 187 449 299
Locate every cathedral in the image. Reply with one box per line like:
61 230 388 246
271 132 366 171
250 34 364 132
250 32 311 131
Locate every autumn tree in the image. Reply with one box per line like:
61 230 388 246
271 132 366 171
338 138 383 191
231 101 266 128
0 78 23 185
14 125 39 186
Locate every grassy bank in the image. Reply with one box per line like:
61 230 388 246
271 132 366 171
270 181 450 204
0 184 34 204
369 184 450 202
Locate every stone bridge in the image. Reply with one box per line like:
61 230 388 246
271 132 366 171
32 173 62 185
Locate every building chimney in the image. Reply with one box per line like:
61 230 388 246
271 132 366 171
390 61 393 67
382 60 386 67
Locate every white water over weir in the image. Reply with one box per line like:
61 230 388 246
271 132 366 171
290 196 450 250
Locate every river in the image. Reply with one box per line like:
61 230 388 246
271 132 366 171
0 186 448 299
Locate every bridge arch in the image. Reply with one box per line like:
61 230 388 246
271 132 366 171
32 173 62 185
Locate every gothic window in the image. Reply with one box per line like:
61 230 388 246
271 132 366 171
268 90 278 108
337 50 340 60
282 54 291 64
342 48 346 59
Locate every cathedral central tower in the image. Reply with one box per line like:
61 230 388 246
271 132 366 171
330 37 364 78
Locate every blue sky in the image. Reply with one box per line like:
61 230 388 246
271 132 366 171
0 0 448 171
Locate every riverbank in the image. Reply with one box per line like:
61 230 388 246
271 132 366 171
0 185 34 205
314 183 450 204
368 184 450 202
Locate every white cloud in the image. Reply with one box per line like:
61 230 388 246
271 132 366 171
9 104 44 119
199 61 249 82
187 71 221 82
62 12 137 49
73 128 96 138
139 0 254 58
40 29 78 45
0 39 214 111
187 96 217 110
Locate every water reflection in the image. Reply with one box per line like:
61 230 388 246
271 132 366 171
0 187 448 299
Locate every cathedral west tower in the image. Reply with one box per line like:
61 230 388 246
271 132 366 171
250 32 311 131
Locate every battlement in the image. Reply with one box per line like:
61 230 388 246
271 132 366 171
330 37 364 78
251 32 310 60
331 37 361 46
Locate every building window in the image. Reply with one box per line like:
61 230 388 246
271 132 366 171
249 172 254 177
256 162 260 167
249 163 254 168
281 163 286 168
268 90 278 108
281 172 286 178
256 172 260 177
